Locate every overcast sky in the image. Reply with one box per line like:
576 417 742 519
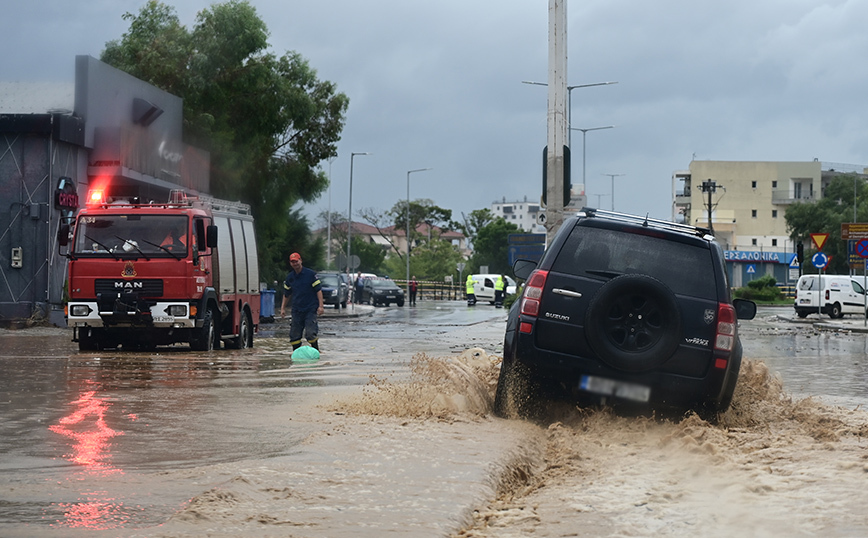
4 0 867 228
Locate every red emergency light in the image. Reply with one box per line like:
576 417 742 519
86 189 105 206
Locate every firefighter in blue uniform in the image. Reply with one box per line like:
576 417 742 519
279 252 324 351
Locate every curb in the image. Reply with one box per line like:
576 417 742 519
774 314 868 333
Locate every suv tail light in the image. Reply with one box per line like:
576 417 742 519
520 270 549 319
713 303 736 368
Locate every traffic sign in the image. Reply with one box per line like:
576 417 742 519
856 239 868 259
810 233 829 251
812 251 828 269
788 254 800 268
841 223 868 240
746 264 756 274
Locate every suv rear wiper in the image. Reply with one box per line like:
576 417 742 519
586 269 622 279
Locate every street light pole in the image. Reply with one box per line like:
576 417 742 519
347 152 370 280
522 80 618 146
326 157 334 269
602 173 624 211
571 126 614 192
406 168 432 296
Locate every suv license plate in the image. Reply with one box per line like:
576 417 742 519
580 375 651 403
387 295 395 299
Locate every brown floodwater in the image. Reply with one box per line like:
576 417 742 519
1 304 867 537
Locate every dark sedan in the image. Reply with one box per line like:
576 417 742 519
317 272 348 308
361 278 405 306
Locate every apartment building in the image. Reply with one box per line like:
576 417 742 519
491 188 588 233
491 196 543 232
672 160 868 287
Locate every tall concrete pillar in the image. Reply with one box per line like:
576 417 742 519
545 0 567 244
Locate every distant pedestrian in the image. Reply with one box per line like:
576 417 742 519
466 274 476 306
409 276 418 306
280 252 324 351
355 271 364 304
494 274 505 308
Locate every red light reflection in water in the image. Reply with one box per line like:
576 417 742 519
49 385 129 529
49 388 124 469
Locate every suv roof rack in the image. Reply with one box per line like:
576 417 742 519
581 207 711 238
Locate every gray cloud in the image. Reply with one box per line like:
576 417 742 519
4 0 865 226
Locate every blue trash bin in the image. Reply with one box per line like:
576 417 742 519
260 289 275 319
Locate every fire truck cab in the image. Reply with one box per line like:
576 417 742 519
61 190 259 351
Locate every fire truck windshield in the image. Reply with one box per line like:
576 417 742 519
73 215 189 257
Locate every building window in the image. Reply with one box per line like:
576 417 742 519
772 180 778 188
752 238 757 246
751 209 757 218
772 239 778 246
772 210 778 218
751 181 757 188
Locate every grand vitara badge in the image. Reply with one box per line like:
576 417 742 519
703 309 715 325
122 261 137 278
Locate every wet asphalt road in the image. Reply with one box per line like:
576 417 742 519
0 300 510 536
2 302 868 536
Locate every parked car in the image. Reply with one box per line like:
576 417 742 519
317 272 349 309
494 208 757 419
793 274 867 318
361 278 405 306
471 274 518 304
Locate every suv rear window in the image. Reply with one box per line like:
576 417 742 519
551 225 718 300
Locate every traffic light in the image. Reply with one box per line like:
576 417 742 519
797 241 804 263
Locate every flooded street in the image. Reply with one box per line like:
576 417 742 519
1 304 868 536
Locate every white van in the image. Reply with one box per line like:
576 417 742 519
794 274 868 318
471 274 517 304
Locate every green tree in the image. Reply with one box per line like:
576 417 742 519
260 208 325 284
349 237 386 275
383 237 463 281
455 208 495 247
391 199 454 237
102 1 349 284
786 174 863 275
469 217 520 274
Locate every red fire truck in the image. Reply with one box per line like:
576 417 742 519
61 190 259 351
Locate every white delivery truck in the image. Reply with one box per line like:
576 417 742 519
793 274 868 318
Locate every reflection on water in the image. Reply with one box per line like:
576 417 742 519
55 497 132 530
48 383 124 468
47 381 131 530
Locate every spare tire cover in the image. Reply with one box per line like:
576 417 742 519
585 274 682 372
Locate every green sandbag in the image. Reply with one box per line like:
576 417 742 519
291 345 320 362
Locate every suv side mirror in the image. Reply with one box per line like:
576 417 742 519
733 298 757 320
512 259 537 281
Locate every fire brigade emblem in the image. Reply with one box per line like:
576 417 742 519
703 309 715 325
122 261 137 278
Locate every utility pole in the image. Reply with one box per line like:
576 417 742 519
544 0 568 244
698 179 723 236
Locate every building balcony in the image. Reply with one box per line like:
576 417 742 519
771 189 815 205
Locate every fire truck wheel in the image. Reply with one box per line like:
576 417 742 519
232 310 252 349
191 307 218 351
